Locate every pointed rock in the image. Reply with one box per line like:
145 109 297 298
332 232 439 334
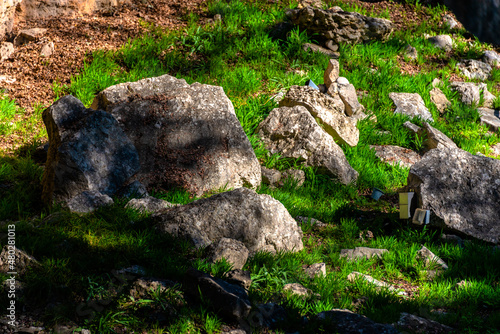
450 82 480 106
418 122 457 152
324 59 340 88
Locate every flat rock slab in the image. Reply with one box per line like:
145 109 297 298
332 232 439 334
280 85 359 147
257 106 358 185
390 92 433 122
408 148 500 244
370 145 421 168
340 247 389 260
478 108 500 132
92 74 261 196
287 6 393 44
347 271 406 296
42 95 140 205
153 187 303 254
317 309 399 334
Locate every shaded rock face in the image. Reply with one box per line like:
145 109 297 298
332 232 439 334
66 190 113 213
287 6 393 44
0 0 22 40
396 312 453 334
317 309 399 334
444 0 500 45
92 74 261 196
279 85 359 147
257 106 358 185
153 187 304 254
16 0 129 20
206 237 249 270
42 95 140 205
408 148 500 244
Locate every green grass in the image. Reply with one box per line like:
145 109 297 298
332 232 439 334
1 0 500 332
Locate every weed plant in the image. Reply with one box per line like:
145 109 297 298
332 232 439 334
1 0 500 333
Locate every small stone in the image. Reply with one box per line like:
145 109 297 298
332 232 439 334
347 271 406 296
303 263 326 278
417 245 448 270
430 87 451 114
0 42 14 61
125 196 176 213
129 277 176 299
272 91 285 104
225 269 252 290
427 35 453 51
261 167 281 186
325 40 339 52
478 108 500 132
490 143 500 157
483 50 500 67
66 190 114 213
389 92 433 122
303 43 340 58
340 247 389 260
403 121 422 135
14 28 48 46
295 216 327 227
404 44 418 60
443 14 458 30
431 78 442 88
40 41 54 57
450 82 480 106
336 76 349 85
324 59 340 88
370 145 422 168
283 283 310 297
206 238 249 270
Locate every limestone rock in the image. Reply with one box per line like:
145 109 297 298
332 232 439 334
153 187 304 254
396 312 453 334
303 262 326 278
207 238 249 270
370 145 421 168
125 196 176 213
347 271 406 296
403 121 422 135
389 92 433 122
261 167 281 186
42 95 140 205
404 44 418 60
0 246 39 275
92 74 261 196
478 108 500 132
297 0 323 8
483 50 500 67
317 309 399 334
287 6 393 44
457 59 492 81
430 87 451 114
325 40 339 52
279 85 359 147
417 246 448 270
302 43 340 58
338 80 364 116
443 14 458 30
257 106 358 185
13 28 47 46
324 59 339 88
283 283 310 297
295 216 327 228
66 190 113 213
40 41 54 57
490 143 500 157
408 148 500 244
129 277 176 299
427 35 453 51
340 247 388 260
450 82 480 106
480 85 496 108
225 269 252 290
282 169 305 187
418 122 457 151
0 0 22 40
0 42 14 61
185 268 251 321
16 0 130 20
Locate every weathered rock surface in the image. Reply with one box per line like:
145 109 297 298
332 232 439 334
418 122 457 152
129 277 176 299
450 82 480 106
185 268 251 321
125 196 176 213
279 85 359 147
0 42 14 61
303 262 326 278
302 43 340 58
206 238 249 270
153 187 304 253
40 41 54 57
66 190 114 213
396 312 453 334
430 87 451 114
404 44 418 60
287 6 393 44
347 271 406 296
480 84 496 108
417 246 448 270
16 0 130 20
282 169 305 187
427 35 453 51
261 167 281 186
457 59 492 81
295 216 327 228
478 108 500 132
340 247 388 260
403 121 422 135
317 309 399 334
13 28 47 46
225 269 252 290
118 180 148 198
0 0 22 40
92 74 261 196
483 50 500 67
390 92 433 122
257 106 358 185
42 95 140 205
283 283 310 297
408 148 500 244
338 79 364 116
490 143 500 157
0 246 39 275
324 59 339 88
370 145 421 168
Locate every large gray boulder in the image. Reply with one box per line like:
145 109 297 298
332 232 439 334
153 187 303 254
286 6 393 45
42 95 140 205
408 148 500 244
279 85 359 147
92 74 261 196
257 106 358 185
